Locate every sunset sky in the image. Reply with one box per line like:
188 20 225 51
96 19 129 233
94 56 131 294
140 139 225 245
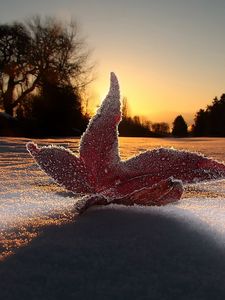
1 0 225 125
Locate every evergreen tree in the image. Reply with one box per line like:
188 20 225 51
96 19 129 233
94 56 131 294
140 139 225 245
192 94 225 137
172 115 188 137
192 109 208 136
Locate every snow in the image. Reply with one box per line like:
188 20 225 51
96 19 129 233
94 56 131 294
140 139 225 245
1 137 225 299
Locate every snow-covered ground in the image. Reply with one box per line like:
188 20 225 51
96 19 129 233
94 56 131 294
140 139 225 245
1 137 225 299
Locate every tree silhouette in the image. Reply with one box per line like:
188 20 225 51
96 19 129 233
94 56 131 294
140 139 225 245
0 23 30 115
192 109 209 136
118 97 152 136
0 16 93 116
16 81 88 137
172 115 188 137
151 122 169 136
122 97 129 118
192 94 225 137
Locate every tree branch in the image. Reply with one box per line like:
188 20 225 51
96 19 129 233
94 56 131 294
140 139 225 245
11 75 40 108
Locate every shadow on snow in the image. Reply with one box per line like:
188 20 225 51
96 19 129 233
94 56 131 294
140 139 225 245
0 206 225 300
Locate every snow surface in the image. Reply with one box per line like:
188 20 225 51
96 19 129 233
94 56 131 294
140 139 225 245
1 137 225 299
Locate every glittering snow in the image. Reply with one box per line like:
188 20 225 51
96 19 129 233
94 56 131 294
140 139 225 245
1 137 225 299
0 138 80 259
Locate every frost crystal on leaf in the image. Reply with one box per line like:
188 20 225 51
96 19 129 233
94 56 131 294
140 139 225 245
26 72 225 214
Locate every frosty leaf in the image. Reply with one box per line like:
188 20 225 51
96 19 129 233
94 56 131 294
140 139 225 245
26 72 225 214
74 178 183 214
122 147 225 184
79 72 122 191
102 174 162 199
112 177 183 206
74 194 108 214
26 142 93 194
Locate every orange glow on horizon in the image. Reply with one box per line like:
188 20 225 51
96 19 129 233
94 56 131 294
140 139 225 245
88 61 225 127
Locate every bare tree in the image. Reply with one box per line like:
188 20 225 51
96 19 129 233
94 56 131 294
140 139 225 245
151 122 170 136
0 16 93 116
0 23 31 115
122 97 130 118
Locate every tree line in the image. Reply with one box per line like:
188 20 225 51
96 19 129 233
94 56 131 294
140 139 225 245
119 97 173 137
121 92 225 138
192 94 225 136
1 16 224 137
